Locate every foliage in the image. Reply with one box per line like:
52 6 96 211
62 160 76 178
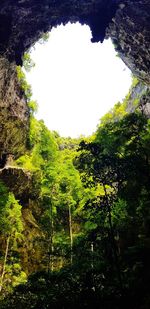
0 192 23 236
1 74 150 308
38 32 50 44
16 66 32 101
22 53 35 72
0 182 24 297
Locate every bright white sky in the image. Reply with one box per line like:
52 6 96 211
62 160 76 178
25 22 132 138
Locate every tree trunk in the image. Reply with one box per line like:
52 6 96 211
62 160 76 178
91 242 94 269
0 235 10 292
50 216 54 271
103 184 123 292
47 203 54 273
68 204 73 264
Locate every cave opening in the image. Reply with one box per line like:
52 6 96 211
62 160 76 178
1 2 150 306
25 22 132 138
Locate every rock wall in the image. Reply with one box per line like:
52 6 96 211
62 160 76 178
0 0 118 65
0 1 149 80
125 80 150 116
107 0 150 84
0 57 29 165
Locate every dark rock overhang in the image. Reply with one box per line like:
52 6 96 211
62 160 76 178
0 166 40 203
0 1 149 82
0 0 119 65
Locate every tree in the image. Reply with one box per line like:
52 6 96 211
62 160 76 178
75 112 150 293
0 182 23 293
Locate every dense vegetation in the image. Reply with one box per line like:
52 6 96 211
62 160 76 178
0 68 150 308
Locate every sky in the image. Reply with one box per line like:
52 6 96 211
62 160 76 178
25 22 132 138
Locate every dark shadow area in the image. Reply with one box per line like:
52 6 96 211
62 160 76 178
1 254 150 309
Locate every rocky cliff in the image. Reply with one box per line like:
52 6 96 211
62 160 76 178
0 58 29 167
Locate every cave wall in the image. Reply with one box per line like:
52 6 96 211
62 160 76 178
0 0 149 78
0 0 150 161
0 57 29 164
0 0 118 64
107 0 150 84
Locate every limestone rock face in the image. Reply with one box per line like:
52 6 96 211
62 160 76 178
107 0 150 84
0 0 149 80
0 0 118 64
0 57 29 163
0 167 32 201
125 81 150 115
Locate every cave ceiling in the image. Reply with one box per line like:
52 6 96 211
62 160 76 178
0 0 149 82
